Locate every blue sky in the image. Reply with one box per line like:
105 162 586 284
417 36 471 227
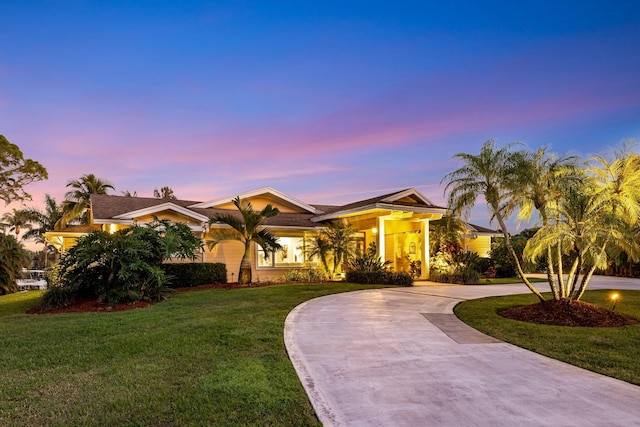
1 1 639 234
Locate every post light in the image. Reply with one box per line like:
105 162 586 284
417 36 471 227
610 293 620 312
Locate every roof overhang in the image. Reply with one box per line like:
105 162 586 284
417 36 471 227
107 202 209 223
311 203 447 222
189 187 323 214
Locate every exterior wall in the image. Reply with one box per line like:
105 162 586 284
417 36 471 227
463 236 493 258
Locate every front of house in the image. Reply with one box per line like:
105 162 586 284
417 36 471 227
45 187 497 282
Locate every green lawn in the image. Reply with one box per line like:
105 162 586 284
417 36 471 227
0 283 391 426
455 289 640 385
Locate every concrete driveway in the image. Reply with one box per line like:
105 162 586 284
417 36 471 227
284 276 640 426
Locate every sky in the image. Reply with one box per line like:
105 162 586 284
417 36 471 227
2 0 639 243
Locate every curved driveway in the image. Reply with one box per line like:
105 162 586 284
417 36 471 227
285 276 640 426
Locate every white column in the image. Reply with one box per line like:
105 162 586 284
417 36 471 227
377 217 385 261
421 219 430 279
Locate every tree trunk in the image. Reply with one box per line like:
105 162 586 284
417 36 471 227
238 243 252 284
493 208 546 302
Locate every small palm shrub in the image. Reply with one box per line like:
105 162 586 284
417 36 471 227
345 247 412 286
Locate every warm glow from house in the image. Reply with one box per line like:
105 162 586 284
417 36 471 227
372 227 378 235
109 224 117 234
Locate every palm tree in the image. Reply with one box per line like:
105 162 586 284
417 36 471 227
429 216 466 255
525 145 640 301
512 147 581 299
324 221 356 277
58 174 115 227
205 197 281 284
22 194 64 267
442 139 545 301
1 208 33 238
305 233 332 277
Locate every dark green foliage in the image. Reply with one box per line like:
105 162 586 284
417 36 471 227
429 269 480 284
279 266 327 282
44 219 202 307
345 271 413 286
489 238 529 278
0 234 30 294
163 263 227 287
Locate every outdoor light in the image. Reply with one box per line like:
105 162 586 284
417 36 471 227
610 293 620 312
372 227 378 235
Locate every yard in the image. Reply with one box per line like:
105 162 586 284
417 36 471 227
455 289 640 385
0 283 391 426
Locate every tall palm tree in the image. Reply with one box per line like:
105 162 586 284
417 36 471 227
525 146 640 301
512 147 581 299
205 197 281 284
442 139 545 301
1 208 33 238
57 174 115 227
22 194 64 267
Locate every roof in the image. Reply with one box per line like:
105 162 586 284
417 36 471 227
464 223 503 237
87 187 448 229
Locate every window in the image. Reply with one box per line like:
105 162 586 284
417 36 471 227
257 236 306 268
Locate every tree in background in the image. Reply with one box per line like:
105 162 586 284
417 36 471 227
57 174 115 227
1 208 33 238
0 135 47 204
206 197 281 284
22 194 64 267
0 233 30 294
154 186 176 199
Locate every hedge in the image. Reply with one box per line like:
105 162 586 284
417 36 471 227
162 263 227 287
345 271 413 286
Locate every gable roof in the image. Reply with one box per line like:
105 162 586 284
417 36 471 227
189 187 323 214
310 188 446 222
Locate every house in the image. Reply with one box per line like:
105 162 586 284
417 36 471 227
44 187 498 282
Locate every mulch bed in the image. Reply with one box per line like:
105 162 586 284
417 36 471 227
499 299 639 327
28 282 276 314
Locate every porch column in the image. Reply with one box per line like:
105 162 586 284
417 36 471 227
420 219 430 279
376 217 385 261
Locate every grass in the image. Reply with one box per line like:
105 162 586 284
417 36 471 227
455 289 640 385
0 283 392 426
477 277 548 285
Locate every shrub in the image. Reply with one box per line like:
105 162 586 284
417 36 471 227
345 271 413 286
429 269 480 285
41 284 76 309
0 234 30 295
280 266 327 283
429 250 481 284
163 263 227 287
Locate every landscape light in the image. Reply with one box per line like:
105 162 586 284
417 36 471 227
610 293 620 312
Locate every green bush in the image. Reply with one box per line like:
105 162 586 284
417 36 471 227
41 285 76 309
429 269 480 284
279 266 327 282
0 234 30 295
162 263 227 287
345 271 413 286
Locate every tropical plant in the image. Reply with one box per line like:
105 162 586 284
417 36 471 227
429 216 466 255
57 173 115 227
325 220 356 277
442 139 545 300
347 242 391 273
22 194 64 267
45 219 202 306
1 208 33 238
0 233 30 294
153 186 176 199
0 135 48 204
524 144 640 301
205 197 281 284
305 232 332 275
121 190 138 197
